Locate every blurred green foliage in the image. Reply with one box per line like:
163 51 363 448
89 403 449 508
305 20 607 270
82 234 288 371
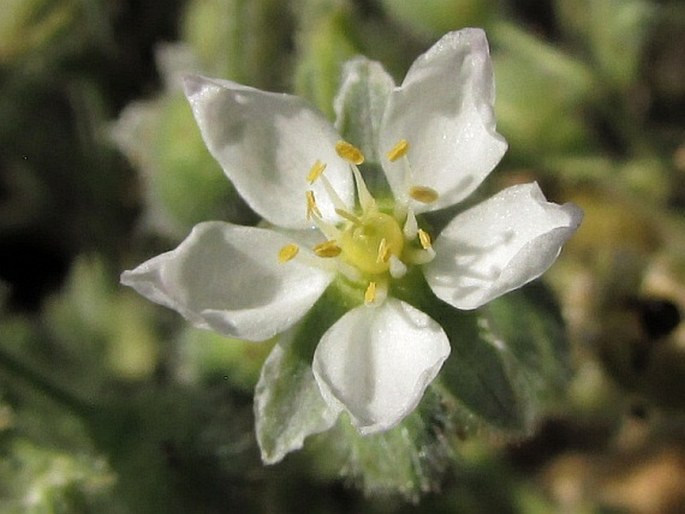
1 0 685 513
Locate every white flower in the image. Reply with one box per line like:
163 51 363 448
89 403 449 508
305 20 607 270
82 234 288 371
121 29 582 436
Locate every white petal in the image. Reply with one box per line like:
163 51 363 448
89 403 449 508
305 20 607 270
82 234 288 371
425 183 583 310
121 221 333 340
379 28 508 212
312 298 450 435
184 75 353 229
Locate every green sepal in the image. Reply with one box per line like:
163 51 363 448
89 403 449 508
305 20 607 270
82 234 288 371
314 385 456 500
333 56 395 163
254 285 355 464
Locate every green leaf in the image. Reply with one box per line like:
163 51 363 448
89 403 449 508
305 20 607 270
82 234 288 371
436 304 526 431
555 0 656 89
491 22 597 160
293 3 358 118
381 0 497 37
0 438 115 513
183 0 292 87
483 283 572 420
154 93 255 230
333 56 395 163
393 270 570 434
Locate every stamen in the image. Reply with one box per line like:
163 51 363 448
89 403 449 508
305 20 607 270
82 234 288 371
386 139 413 205
313 240 342 258
312 215 341 240
409 185 439 204
336 259 363 283
389 255 407 279
404 246 436 265
306 190 321 219
387 139 409 162
335 140 365 165
335 208 362 225
364 281 377 305
278 243 299 263
307 160 326 183
351 165 377 213
403 208 418 239
418 229 432 249
319 174 348 212
376 238 391 263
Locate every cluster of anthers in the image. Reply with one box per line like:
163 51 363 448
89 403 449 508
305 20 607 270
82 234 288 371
278 139 438 306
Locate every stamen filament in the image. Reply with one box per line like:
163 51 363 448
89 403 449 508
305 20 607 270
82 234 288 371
351 165 377 213
312 215 341 240
336 259 363 282
335 140 365 165
389 255 407 279
403 208 418 239
404 246 436 265
278 243 299 263
319 174 349 213
335 208 362 225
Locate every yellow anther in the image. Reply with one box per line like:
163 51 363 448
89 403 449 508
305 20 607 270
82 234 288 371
387 139 409 162
409 185 439 204
364 281 377 305
278 243 299 263
376 238 391 263
307 160 327 183
313 240 342 258
335 140 365 165
306 190 321 219
418 229 432 250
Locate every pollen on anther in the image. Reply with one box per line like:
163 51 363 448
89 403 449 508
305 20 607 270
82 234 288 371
314 240 342 258
335 140 365 165
306 190 321 219
387 139 409 162
409 185 439 204
364 281 377 305
278 243 299 263
307 160 327 183
418 229 432 249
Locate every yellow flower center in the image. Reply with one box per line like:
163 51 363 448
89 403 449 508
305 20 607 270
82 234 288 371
340 212 404 275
